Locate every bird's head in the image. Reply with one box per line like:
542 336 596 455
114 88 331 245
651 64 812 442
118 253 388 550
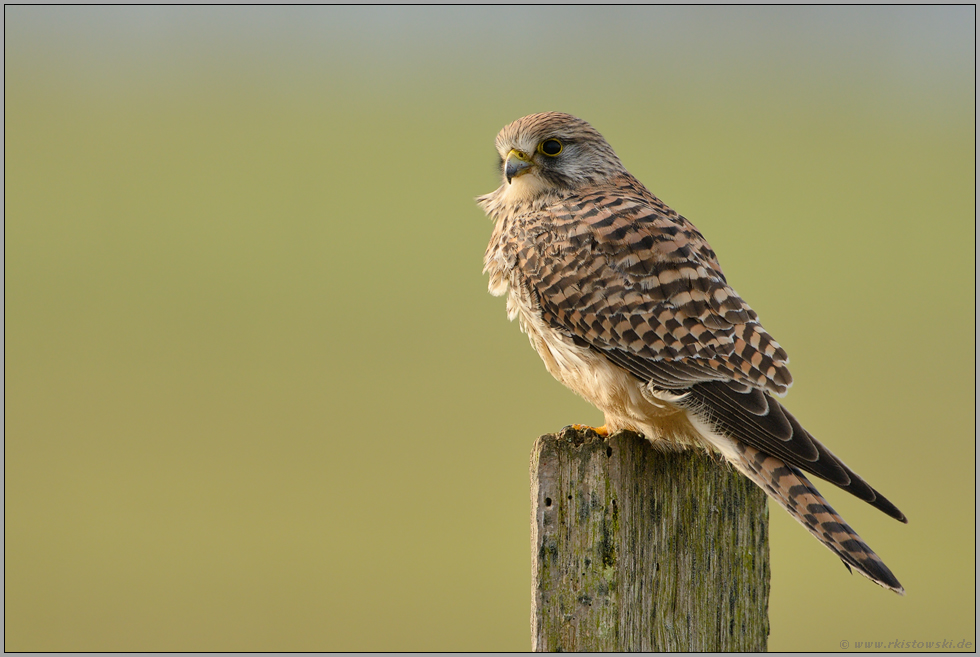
491 112 627 203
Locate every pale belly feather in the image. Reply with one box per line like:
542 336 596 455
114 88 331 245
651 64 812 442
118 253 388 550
501 280 712 452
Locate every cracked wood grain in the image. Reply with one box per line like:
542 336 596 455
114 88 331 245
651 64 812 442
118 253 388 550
531 427 770 652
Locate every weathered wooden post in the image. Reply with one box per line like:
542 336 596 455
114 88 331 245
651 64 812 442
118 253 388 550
530 427 770 652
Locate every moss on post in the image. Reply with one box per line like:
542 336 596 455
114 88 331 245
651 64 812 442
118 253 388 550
530 427 770 652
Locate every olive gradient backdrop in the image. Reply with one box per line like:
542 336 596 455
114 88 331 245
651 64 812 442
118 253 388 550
4 6 975 652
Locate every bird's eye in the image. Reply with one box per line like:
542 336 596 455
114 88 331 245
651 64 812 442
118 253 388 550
538 139 563 157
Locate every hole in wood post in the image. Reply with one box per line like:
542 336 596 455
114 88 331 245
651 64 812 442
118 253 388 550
545 497 552 507
606 446 613 457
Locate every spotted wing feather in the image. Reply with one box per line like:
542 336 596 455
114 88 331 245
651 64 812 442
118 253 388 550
520 173 792 395
512 173 905 522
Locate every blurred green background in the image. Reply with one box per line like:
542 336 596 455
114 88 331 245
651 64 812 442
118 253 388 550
4 6 975 652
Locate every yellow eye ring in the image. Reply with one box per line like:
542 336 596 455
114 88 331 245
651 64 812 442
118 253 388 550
538 139 563 157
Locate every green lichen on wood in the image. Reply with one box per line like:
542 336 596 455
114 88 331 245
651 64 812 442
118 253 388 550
530 428 770 652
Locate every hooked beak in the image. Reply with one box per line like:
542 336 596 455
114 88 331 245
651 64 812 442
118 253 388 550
505 149 533 183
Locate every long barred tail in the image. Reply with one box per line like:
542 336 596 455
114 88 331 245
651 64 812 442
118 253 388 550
730 442 904 594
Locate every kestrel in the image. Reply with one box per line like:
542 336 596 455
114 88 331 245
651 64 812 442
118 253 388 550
477 112 906 593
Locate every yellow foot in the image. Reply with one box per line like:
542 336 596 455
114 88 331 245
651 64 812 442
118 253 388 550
570 423 610 437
